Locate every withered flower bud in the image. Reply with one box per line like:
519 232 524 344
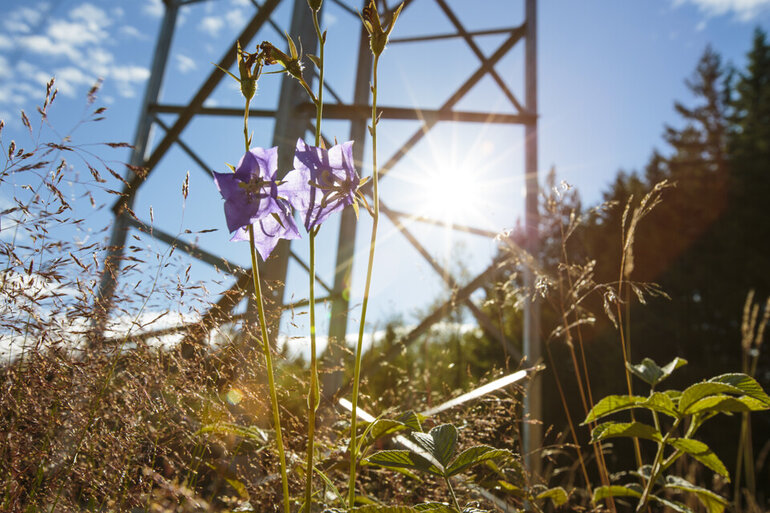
360 0 403 57
236 41 262 100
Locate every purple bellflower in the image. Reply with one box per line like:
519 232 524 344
213 146 301 260
283 138 369 232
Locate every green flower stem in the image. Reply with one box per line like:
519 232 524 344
243 96 290 513
248 225 291 513
445 477 461 512
348 52 381 508
637 417 681 512
303 9 325 512
244 97 251 150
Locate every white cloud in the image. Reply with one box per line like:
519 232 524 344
119 25 145 39
0 34 13 50
225 9 245 27
143 0 164 18
230 0 252 6
111 65 150 97
199 16 225 37
674 0 770 20
176 54 197 74
18 34 81 60
3 5 46 34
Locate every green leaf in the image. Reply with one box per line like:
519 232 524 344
649 495 694 513
414 504 455 512
593 485 642 501
668 438 729 478
710 373 770 404
197 422 268 444
350 507 419 513
314 466 344 506
583 392 678 424
536 487 568 506
367 450 442 477
685 394 769 416
396 410 422 432
665 475 728 513
415 424 457 468
446 446 514 476
590 421 662 443
680 373 770 413
627 357 687 386
366 419 410 443
583 395 648 424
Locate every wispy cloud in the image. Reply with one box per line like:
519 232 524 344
176 54 197 74
142 0 164 18
199 16 225 37
674 0 770 20
0 2 150 108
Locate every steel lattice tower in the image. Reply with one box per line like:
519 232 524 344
96 0 541 472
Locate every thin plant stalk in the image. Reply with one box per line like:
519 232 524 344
303 8 325 511
556 223 614 511
243 96 291 513
348 52 381 508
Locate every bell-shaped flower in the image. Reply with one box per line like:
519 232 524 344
282 138 369 232
213 146 301 260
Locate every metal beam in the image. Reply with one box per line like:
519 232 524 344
359 24 526 196
113 0 282 214
326 6 373 395
94 0 179 336
522 0 542 476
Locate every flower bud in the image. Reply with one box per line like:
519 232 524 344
360 0 403 57
307 0 322 12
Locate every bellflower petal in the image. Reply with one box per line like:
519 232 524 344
284 138 359 231
230 202 301 260
213 145 301 259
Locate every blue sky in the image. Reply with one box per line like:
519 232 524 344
1 0 769 354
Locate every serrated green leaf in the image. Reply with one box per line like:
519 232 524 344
395 410 422 432
649 494 694 513
680 373 770 413
668 438 729 478
350 507 419 513
583 392 678 424
428 424 458 467
593 485 642 501
364 419 409 443
446 446 513 476
627 357 686 387
536 486 568 506
414 503 454 512
665 475 728 513
685 394 769 416
583 395 647 424
627 357 663 386
197 422 268 444
710 374 770 404
590 421 662 443
367 450 442 477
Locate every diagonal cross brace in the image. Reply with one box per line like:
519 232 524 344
113 0 282 214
